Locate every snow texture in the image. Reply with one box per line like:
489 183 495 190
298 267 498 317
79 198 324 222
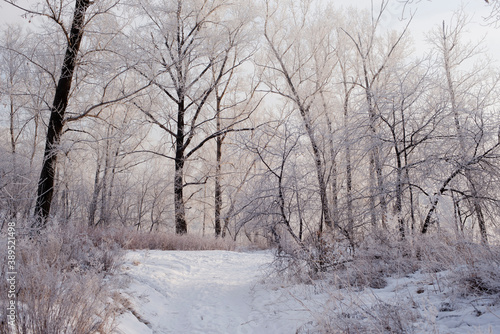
114 250 500 333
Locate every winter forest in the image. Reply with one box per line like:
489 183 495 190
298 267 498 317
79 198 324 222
2 0 500 333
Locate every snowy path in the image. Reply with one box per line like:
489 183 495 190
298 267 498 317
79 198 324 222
113 250 310 334
113 249 500 334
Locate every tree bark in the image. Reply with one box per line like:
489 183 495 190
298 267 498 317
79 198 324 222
174 96 187 234
214 97 223 237
342 80 355 235
33 0 91 229
364 82 387 230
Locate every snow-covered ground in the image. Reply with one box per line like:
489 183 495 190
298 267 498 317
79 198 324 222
113 250 500 333
113 250 314 333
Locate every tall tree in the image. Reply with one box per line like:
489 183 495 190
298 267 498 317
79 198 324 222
30 0 92 228
421 13 500 242
263 0 336 233
2 0 150 228
132 0 254 234
341 1 412 231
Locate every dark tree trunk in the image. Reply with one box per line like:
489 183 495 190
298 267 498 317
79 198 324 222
33 0 91 229
214 98 223 237
344 106 354 236
395 152 405 239
421 167 462 234
174 97 187 234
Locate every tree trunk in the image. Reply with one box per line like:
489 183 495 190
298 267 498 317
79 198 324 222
421 167 462 234
362 55 387 230
342 84 354 235
307 122 334 231
88 160 102 227
366 88 387 230
325 113 339 230
214 97 223 237
174 96 187 234
33 0 91 229
9 92 16 155
174 156 187 234
442 25 488 244
395 151 405 239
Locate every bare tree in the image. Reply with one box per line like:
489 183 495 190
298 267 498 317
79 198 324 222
30 0 92 228
0 26 43 224
341 1 412 231
263 0 338 235
1 0 149 229
421 13 500 243
131 0 254 234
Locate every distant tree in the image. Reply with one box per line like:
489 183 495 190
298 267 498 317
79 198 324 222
341 1 412 233
263 0 337 234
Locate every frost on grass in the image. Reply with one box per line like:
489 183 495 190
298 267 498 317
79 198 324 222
0 224 122 334
272 233 500 334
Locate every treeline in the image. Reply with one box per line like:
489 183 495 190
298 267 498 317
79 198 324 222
1 0 499 253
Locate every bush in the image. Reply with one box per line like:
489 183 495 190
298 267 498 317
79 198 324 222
276 231 500 333
314 296 419 334
0 223 121 334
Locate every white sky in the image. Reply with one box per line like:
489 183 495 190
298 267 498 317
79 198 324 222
0 1 28 25
0 0 498 60
333 0 500 63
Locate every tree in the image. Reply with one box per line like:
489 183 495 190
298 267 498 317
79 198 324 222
1 0 95 229
376 60 437 238
131 0 254 234
0 26 44 224
210 25 259 237
263 0 337 235
420 13 500 243
341 1 412 232
1 0 152 229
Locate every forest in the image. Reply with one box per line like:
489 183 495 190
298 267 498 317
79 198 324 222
2 0 500 333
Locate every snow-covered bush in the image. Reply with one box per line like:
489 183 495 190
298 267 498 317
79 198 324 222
267 230 500 333
314 294 419 334
423 238 500 297
0 224 121 333
333 234 419 290
271 231 418 286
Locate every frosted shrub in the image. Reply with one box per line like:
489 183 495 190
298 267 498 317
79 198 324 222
448 242 500 297
315 233 418 290
303 233 500 333
0 224 121 334
315 296 419 334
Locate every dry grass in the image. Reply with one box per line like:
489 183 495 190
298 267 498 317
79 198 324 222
313 295 419 334
276 231 500 334
97 226 244 251
0 224 121 334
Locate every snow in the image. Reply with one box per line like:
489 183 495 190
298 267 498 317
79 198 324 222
113 250 298 334
113 250 500 333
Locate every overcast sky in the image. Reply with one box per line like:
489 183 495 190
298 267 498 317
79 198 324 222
0 0 498 61
334 0 500 62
